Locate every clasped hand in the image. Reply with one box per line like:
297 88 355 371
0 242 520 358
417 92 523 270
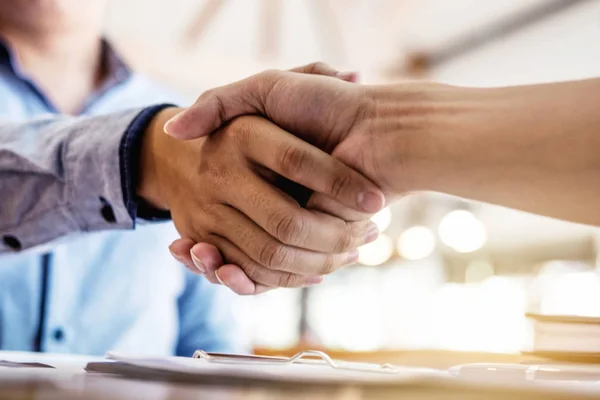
138 63 390 294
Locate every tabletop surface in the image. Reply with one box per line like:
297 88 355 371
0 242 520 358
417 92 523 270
4 370 600 400
2 351 600 400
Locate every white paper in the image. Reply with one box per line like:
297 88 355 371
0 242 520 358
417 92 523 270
0 350 101 372
105 352 447 385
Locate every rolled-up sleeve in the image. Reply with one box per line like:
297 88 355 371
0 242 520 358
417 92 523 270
0 106 169 254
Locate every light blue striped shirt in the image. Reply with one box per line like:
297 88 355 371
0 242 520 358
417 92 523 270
0 40 246 356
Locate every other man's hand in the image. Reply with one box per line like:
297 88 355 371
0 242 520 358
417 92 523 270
138 111 381 294
164 64 420 292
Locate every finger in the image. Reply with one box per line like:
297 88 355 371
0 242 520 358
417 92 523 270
163 71 278 140
289 61 339 76
239 118 385 214
169 238 201 274
337 71 360 83
190 242 225 284
207 204 359 275
226 170 377 253
215 265 273 296
202 235 324 294
307 192 374 222
289 62 358 83
163 64 357 140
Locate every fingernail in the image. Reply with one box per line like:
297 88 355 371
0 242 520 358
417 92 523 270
346 250 359 265
358 191 384 213
365 223 379 244
190 251 207 274
336 71 357 82
163 111 185 136
168 247 184 262
215 270 227 287
308 276 324 285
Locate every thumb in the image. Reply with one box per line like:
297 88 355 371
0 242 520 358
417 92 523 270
290 61 359 83
163 73 266 140
164 63 358 140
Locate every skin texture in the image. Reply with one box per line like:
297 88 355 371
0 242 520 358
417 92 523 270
165 70 600 294
0 1 384 295
138 107 381 294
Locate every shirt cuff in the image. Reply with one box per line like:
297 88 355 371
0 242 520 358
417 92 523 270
119 104 174 223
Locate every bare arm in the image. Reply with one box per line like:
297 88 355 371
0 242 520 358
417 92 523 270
164 71 600 291
387 78 600 225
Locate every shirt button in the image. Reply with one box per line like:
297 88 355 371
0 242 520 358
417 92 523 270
52 328 65 342
2 235 22 251
99 196 117 223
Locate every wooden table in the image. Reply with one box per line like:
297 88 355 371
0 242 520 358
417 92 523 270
3 368 600 400
2 351 600 400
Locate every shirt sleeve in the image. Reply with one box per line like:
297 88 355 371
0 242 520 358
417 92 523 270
175 269 250 356
119 105 173 222
0 105 171 254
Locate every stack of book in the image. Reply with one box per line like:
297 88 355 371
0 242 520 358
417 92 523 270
524 312 600 363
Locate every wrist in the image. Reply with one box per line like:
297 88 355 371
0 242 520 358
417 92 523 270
137 107 183 210
366 82 470 194
408 83 487 193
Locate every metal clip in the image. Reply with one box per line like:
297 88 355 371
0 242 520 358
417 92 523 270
193 349 400 374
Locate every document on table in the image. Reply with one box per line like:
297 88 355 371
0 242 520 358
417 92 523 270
82 350 600 398
89 350 447 386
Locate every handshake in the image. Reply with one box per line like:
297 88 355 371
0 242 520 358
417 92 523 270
138 63 398 295
138 62 410 295
136 62 597 295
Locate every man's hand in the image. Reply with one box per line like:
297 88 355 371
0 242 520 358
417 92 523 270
163 66 423 292
163 67 418 210
138 111 381 294
164 67 600 292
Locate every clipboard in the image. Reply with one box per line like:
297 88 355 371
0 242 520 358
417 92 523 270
191 349 401 374
84 351 600 397
85 349 446 387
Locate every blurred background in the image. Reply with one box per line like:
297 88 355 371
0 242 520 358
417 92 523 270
104 0 600 359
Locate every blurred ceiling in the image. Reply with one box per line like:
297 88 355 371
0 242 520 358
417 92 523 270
105 0 600 254
106 0 598 87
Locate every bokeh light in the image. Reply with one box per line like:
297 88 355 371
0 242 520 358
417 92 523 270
370 207 392 232
438 210 487 253
358 233 394 266
397 225 436 260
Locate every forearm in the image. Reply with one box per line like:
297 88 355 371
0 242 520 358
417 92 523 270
379 78 600 225
0 106 170 253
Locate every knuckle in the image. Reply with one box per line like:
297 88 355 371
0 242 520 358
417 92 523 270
329 172 352 200
258 240 291 269
240 260 262 282
259 69 285 90
333 226 354 253
238 255 261 280
198 88 226 121
203 202 224 217
196 88 214 103
277 272 298 288
259 70 287 110
226 117 253 142
197 204 219 231
279 145 309 179
309 61 327 74
261 69 283 80
242 261 258 277
202 160 229 183
320 254 337 275
269 211 306 245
